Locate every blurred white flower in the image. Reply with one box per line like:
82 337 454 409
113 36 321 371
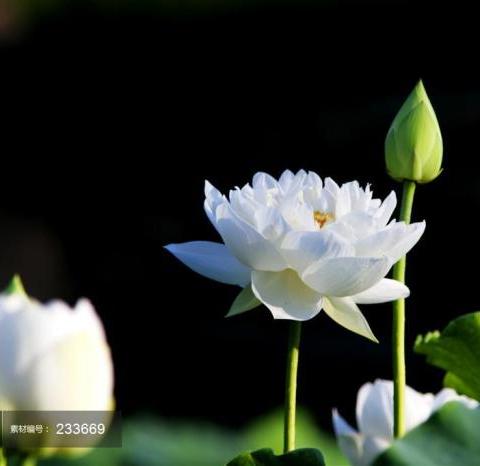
0 293 113 412
166 170 425 341
332 379 478 466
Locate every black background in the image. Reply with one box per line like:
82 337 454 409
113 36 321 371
1 0 479 432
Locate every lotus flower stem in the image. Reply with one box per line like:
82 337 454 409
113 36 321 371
392 180 416 438
284 321 302 453
1 453 36 466
19 457 37 466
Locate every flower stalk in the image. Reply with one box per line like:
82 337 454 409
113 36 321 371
19 456 37 466
392 180 416 438
284 321 302 453
1 452 37 466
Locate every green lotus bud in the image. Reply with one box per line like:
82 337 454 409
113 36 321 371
385 80 443 183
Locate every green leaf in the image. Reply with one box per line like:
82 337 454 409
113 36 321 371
414 312 480 400
226 285 261 317
373 402 480 466
226 448 326 466
39 411 345 466
243 409 348 466
3 275 27 297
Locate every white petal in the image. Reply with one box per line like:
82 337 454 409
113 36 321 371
375 191 397 227
368 198 382 210
165 241 251 286
281 230 353 272
316 178 338 213
253 171 279 189
356 380 439 442
334 185 352 218
251 269 323 321
356 380 394 439
279 170 308 197
404 385 435 432
306 171 323 189
204 180 225 226
229 187 260 225
362 436 391 466
19 320 113 411
0 297 113 411
335 212 378 240
432 388 478 411
279 195 315 231
341 181 372 213
333 409 391 466
302 256 390 297
332 408 358 436
254 206 288 240
215 203 287 271
332 410 365 466
0 297 105 379
355 221 426 264
387 222 425 263
251 173 281 206
291 169 308 188
278 169 296 191
323 297 378 342
324 177 340 196
352 279 410 304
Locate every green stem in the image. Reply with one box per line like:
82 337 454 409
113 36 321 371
19 457 37 466
2 453 37 466
284 321 302 453
392 180 416 438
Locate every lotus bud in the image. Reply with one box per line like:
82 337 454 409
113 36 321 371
385 80 443 183
0 280 114 456
333 380 478 466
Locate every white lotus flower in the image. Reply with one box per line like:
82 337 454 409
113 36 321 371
0 293 113 412
166 170 425 341
332 379 479 466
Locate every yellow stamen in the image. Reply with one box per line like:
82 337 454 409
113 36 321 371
314 211 334 229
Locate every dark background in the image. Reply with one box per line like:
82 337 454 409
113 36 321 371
0 0 479 433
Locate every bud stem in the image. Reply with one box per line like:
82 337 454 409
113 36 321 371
2 453 36 466
392 180 416 438
19 457 37 466
284 321 302 453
